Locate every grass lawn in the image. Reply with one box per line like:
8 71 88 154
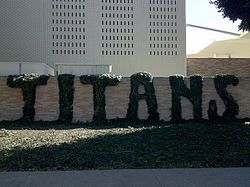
0 120 250 171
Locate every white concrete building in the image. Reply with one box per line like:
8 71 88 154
0 62 55 76
188 32 250 58
0 0 186 76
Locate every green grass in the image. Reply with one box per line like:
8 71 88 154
0 120 250 171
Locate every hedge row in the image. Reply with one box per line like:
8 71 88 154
5 73 240 123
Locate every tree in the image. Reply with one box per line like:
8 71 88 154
210 0 250 31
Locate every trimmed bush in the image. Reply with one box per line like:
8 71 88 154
211 75 239 121
126 72 159 122
208 100 219 121
7 74 49 122
169 75 203 123
80 74 122 122
58 74 75 122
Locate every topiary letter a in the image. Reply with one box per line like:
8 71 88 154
126 72 159 122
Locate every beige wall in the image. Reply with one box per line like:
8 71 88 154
188 58 250 77
0 76 249 122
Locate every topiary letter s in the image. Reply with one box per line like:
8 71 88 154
126 72 159 122
7 74 49 122
212 75 239 121
80 74 122 122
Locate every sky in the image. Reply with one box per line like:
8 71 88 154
186 0 241 54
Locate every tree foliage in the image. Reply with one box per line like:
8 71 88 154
210 0 250 31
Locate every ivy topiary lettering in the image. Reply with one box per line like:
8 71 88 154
7 74 49 122
169 75 203 123
80 74 122 122
208 100 219 121
211 75 239 121
58 74 75 122
126 72 159 122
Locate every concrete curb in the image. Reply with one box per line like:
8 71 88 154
1 168 250 187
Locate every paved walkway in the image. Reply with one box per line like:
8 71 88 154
1 168 250 187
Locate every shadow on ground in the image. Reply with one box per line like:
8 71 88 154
1 122 250 171
0 119 170 130
1 118 249 130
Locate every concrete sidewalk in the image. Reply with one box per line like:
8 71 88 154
1 168 250 187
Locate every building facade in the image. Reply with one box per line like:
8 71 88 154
188 32 250 58
0 0 186 76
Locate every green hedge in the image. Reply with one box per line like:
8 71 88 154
58 74 75 122
7 74 49 122
169 75 203 123
4 73 241 124
80 74 122 122
208 100 219 121
126 72 159 122
211 75 239 121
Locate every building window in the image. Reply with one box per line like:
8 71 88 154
51 0 86 55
